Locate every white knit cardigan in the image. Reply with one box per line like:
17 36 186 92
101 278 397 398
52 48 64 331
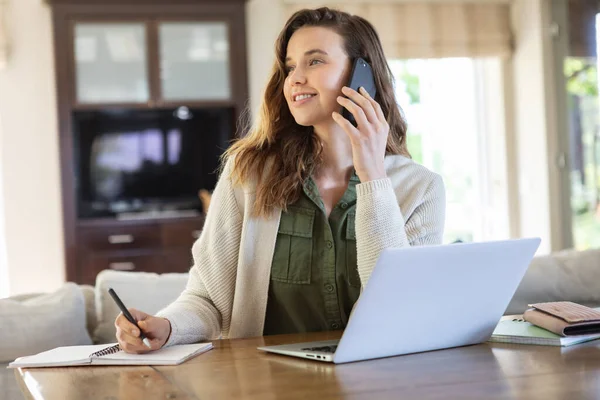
157 155 446 345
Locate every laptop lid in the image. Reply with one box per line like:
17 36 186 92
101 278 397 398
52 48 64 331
332 238 541 363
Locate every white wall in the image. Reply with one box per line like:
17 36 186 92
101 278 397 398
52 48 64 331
510 0 570 253
0 0 64 296
245 0 286 120
510 0 552 253
0 114 8 298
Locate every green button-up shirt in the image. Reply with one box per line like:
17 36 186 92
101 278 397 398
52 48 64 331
263 173 361 335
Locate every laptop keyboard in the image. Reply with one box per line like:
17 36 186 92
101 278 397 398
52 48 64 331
301 345 338 353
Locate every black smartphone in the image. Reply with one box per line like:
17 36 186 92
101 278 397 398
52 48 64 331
341 57 377 127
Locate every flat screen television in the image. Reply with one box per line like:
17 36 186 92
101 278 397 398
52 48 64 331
73 107 234 219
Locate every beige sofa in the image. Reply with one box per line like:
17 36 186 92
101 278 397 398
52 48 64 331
505 247 600 314
2 247 600 400
0 270 188 400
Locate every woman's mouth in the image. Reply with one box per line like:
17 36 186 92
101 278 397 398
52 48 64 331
292 93 317 106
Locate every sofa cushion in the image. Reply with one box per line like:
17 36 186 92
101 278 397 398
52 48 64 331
0 282 92 363
81 284 97 337
506 248 600 315
94 270 188 344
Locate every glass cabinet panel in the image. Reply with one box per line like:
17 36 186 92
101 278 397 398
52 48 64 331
158 22 231 101
74 23 149 104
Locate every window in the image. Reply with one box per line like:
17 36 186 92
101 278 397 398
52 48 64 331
389 58 510 244
565 51 600 250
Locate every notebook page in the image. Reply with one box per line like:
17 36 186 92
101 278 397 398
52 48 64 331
8 345 111 368
94 343 213 366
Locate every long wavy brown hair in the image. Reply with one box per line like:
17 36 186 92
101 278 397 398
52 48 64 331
225 7 409 217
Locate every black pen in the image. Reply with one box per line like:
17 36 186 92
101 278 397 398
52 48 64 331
108 288 152 349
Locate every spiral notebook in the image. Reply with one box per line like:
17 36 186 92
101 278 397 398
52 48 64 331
488 318 600 347
8 342 213 368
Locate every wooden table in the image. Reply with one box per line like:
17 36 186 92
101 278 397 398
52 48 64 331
14 331 600 399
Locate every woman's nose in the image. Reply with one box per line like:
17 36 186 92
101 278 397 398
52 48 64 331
290 67 307 85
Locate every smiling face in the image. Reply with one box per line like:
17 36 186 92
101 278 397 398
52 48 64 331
283 27 351 127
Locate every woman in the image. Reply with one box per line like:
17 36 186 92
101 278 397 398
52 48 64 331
115 7 445 353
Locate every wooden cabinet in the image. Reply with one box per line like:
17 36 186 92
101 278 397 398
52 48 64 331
48 0 247 284
76 216 204 285
78 224 162 252
81 253 165 285
158 21 232 102
73 22 151 104
72 19 234 107
161 219 204 248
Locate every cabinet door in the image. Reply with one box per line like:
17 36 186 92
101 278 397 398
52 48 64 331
161 217 205 249
74 22 150 104
80 252 166 285
158 21 231 101
78 225 161 252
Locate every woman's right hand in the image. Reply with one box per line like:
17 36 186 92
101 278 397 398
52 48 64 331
115 308 171 354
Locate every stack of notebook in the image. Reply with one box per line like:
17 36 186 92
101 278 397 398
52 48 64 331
490 302 600 347
489 318 600 347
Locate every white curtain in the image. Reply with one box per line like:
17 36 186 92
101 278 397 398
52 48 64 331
284 1 512 58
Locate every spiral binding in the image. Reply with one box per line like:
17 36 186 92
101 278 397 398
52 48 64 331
89 344 121 358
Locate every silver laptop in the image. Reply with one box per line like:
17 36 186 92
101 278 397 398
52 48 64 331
258 238 541 364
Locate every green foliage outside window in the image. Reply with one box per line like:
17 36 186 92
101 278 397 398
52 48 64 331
564 57 600 250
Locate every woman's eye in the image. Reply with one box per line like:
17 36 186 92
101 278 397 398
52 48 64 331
286 66 295 74
309 59 323 66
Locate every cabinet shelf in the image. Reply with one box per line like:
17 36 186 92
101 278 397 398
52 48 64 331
50 0 248 283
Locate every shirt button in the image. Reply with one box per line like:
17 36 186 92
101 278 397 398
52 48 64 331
340 202 348 209
325 284 334 292
331 323 340 329
326 240 333 249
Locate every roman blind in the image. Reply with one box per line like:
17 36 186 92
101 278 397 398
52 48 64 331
284 1 512 58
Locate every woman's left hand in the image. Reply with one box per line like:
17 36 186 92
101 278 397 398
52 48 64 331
332 86 389 183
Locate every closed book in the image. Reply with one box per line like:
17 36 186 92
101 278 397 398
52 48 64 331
489 318 600 347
